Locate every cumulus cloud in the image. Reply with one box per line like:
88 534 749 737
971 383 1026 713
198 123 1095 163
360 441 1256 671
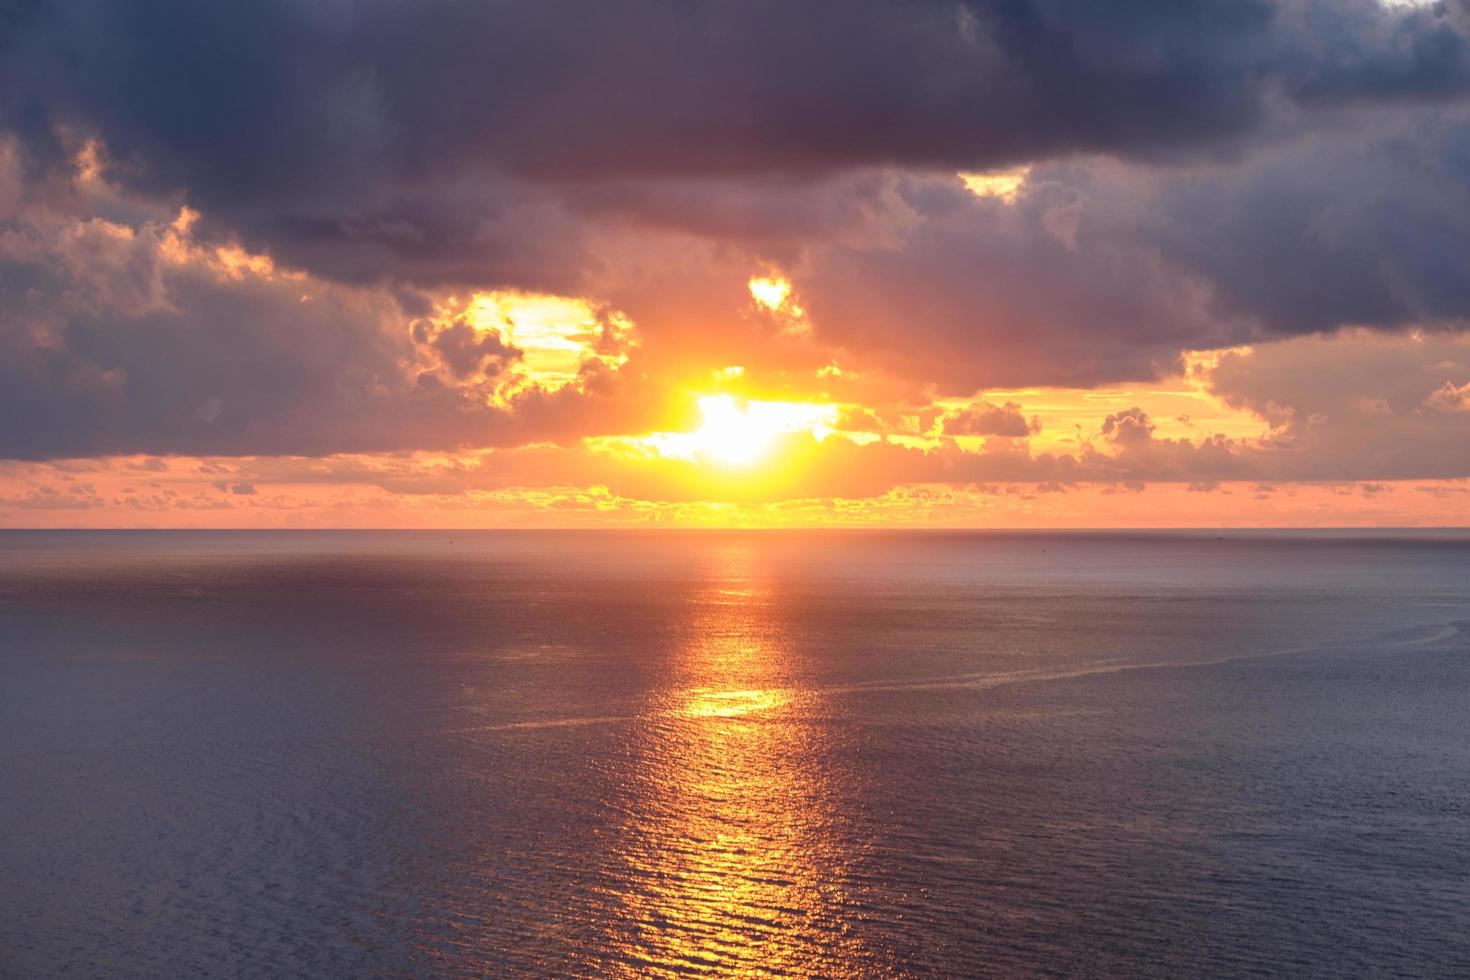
1426 378 1470 411
1101 407 1156 447
943 401 1038 437
0 165 656 459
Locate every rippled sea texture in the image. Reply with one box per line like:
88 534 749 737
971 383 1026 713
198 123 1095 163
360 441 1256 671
3 530 1470 978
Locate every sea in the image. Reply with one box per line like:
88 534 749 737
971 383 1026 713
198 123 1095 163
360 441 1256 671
2 530 1468 978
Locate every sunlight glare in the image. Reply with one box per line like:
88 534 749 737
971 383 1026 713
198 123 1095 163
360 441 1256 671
645 395 839 467
748 276 793 312
467 291 633 389
959 167 1030 203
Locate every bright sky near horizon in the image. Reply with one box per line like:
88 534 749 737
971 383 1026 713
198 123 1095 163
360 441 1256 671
4 1 1470 527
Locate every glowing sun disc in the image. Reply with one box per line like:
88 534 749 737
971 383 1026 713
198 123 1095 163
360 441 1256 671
643 394 839 467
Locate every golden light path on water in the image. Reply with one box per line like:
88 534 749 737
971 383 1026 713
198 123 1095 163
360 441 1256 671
592 541 872 976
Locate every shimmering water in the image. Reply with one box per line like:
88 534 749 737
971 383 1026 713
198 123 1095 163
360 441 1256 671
2 530 1469 977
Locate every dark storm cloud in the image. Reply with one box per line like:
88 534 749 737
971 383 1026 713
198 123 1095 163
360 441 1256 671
3 0 1469 287
799 169 1236 389
787 100 1470 389
1143 107 1470 335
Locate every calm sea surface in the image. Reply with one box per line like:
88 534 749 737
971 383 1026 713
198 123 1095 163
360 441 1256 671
2 530 1469 978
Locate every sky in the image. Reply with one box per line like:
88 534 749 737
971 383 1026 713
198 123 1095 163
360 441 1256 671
3 0 1470 527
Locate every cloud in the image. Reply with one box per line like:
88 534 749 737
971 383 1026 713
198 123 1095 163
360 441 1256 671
415 316 520 380
1100 407 1156 447
4 1 1469 289
942 401 1038 437
0 170 657 459
1089 406 1249 482
1426 378 1470 411
797 169 1232 389
776 100 1470 389
1204 329 1470 479
7 0 1470 486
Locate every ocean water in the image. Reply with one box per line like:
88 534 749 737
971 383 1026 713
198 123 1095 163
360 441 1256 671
2 530 1469 978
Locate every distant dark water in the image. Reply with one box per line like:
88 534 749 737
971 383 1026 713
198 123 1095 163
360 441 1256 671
2 530 1469 978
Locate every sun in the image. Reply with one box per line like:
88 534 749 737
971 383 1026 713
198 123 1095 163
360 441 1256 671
690 395 787 466
642 394 839 467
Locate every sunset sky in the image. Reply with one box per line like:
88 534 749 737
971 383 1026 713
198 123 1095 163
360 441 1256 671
4 0 1470 526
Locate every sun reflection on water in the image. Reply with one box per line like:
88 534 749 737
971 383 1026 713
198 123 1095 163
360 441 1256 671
682 687 785 719
592 544 873 976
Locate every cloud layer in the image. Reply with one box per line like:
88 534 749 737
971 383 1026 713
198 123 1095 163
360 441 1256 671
3 0 1470 511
